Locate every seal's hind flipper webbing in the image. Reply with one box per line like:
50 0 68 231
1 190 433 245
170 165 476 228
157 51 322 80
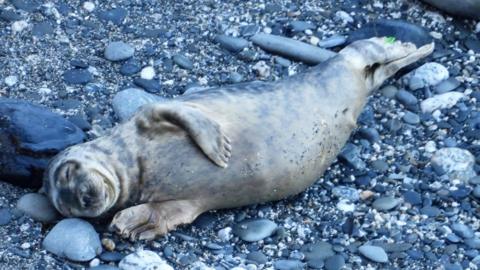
135 103 232 168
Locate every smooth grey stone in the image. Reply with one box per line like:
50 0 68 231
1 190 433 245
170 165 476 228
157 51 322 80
120 59 141 76
403 190 422 205
395 90 418 107
474 185 480 198
318 35 347 48
274 259 304 270
408 62 449 90
420 206 441 217
465 37 480 53
421 0 480 19
381 85 398 98
452 223 474 239
434 77 460 94
288 21 315 32
112 88 166 122
214 35 249 53
251 33 336 65
358 245 389 263
32 21 54 37
402 111 420 125
42 218 102 262
372 196 400 211
325 255 345 270
347 19 432 47
100 251 126 262
338 143 366 171
17 193 59 222
247 251 268 265
104 41 134 61
133 78 162 93
173 54 193 70
89 266 121 270
274 56 292 67
97 7 127 25
233 219 278 242
465 238 480 249
0 208 12 226
302 242 335 261
229 72 243 83
63 69 93 85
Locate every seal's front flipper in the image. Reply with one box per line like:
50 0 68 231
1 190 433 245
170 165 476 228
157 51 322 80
109 200 203 241
135 102 232 168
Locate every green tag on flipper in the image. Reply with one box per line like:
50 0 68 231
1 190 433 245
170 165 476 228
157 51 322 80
385 36 396 44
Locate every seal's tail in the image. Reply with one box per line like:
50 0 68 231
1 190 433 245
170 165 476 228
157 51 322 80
340 37 434 90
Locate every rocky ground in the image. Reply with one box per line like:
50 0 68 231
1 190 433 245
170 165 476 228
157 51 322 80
1 0 480 269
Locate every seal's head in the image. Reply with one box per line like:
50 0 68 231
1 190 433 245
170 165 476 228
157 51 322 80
43 145 119 218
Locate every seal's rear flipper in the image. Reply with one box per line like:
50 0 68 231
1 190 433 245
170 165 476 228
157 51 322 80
135 103 232 168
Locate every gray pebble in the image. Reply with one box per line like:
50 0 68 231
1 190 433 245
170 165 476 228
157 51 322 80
247 251 268 265
474 186 480 199
0 208 12 226
325 255 345 270
214 35 249 53
104 41 134 61
233 219 277 242
358 245 389 263
318 35 347 48
302 242 335 261
395 89 418 107
251 33 336 65
430 147 476 182
17 193 59 222
332 186 359 202
434 77 460 94
42 218 102 262
274 259 304 270
173 54 193 70
402 111 420 125
112 88 166 122
452 223 474 239
372 196 400 211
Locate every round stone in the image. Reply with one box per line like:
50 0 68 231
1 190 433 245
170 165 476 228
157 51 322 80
430 147 476 182
83 1 95 12
358 245 389 263
17 193 59 222
173 54 193 70
119 250 173 270
4 75 18 86
140 66 155 80
104 41 134 61
407 62 449 90
42 218 102 262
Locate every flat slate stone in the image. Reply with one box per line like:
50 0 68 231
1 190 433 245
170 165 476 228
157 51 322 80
63 69 93 84
347 19 433 47
358 245 389 263
251 33 336 65
0 98 85 188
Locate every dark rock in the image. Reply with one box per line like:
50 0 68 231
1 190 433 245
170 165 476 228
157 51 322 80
173 54 194 70
247 251 268 265
421 0 480 19
214 35 249 53
11 0 40 12
70 59 89 69
239 24 260 37
357 127 380 142
0 208 12 226
133 78 162 93
0 10 22 21
251 33 336 65
97 8 127 25
338 143 366 171
100 252 126 262
32 21 54 37
403 190 422 205
465 37 480 53
434 77 460 94
63 69 93 85
395 89 418 107
120 59 141 76
347 19 433 47
325 255 345 270
0 98 85 188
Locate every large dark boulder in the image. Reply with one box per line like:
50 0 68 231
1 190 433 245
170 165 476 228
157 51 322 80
0 98 85 188
421 0 480 19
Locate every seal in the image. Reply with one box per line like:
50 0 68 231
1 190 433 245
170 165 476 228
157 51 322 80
43 38 433 241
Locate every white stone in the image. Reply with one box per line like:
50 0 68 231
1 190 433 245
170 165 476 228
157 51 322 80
119 250 173 270
335 10 354 24
217 227 232 242
12 20 29 33
20 243 31 249
4 75 18 86
476 22 480 33
140 66 156 80
89 258 100 268
431 147 476 182
424 141 437 153
420 92 465 113
309 36 320 46
83 1 95 12
337 199 355 212
252 61 270 78
407 62 449 90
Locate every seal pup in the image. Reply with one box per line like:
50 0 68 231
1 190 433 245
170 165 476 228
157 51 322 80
43 38 434 241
